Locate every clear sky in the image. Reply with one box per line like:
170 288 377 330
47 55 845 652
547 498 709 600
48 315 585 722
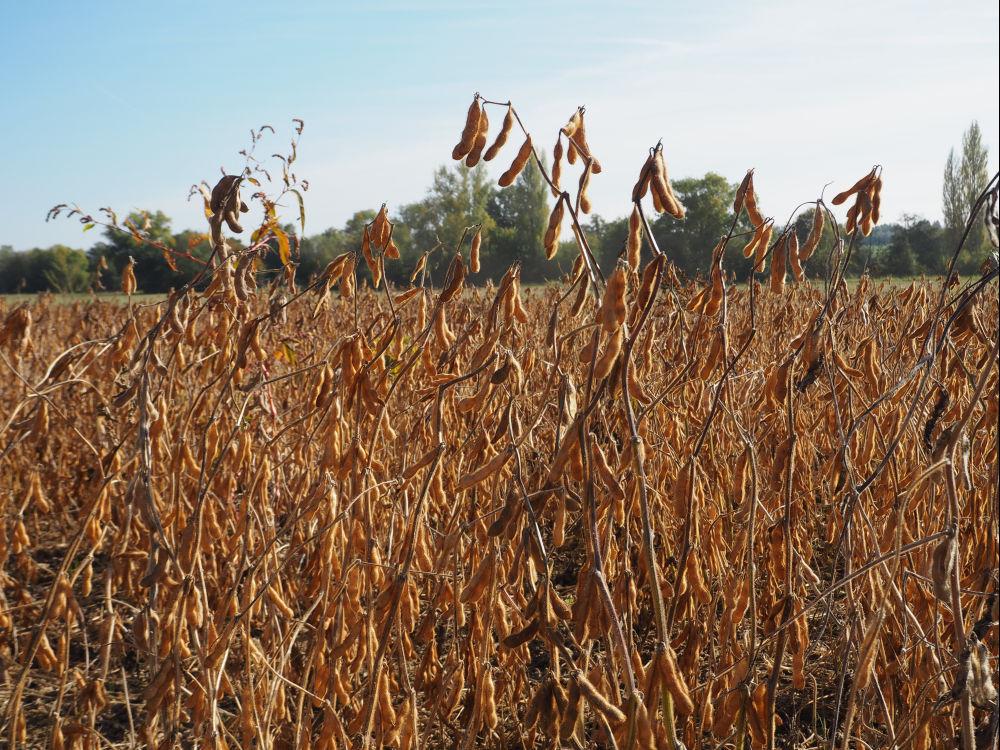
1 0 997 251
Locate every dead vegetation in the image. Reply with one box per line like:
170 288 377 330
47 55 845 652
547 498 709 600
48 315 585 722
1 97 998 749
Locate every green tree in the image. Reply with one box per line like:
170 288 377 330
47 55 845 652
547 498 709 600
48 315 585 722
485 160 554 283
942 122 991 272
896 215 944 275
881 232 916 277
0 245 91 293
89 210 188 293
578 214 629 276
649 172 748 279
398 164 496 285
41 245 91 292
0 245 28 293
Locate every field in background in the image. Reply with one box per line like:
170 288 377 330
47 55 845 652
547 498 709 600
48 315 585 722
1 293 165 306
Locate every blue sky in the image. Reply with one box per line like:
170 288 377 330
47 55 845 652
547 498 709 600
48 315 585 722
1 0 997 250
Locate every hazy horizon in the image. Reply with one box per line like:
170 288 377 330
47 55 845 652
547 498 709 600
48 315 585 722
2 0 997 251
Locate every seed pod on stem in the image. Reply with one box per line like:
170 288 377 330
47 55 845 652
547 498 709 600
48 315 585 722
734 169 754 214
930 528 956 603
470 228 482 273
452 97 482 161
551 139 564 197
121 258 137 296
484 105 514 162
440 251 466 303
594 327 623 380
574 673 626 724
627 206 642 271
465 107 490 167
831 167 877 205
744 175 764 227
789 230 803 281
599 265 627 332
799 204 824 261
543 200 565 260
770 233 788 293
499 136 533 187
632 153 654 202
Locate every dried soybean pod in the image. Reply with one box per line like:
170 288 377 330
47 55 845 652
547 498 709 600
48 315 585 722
857 190 874 236
770 233 787 293
831 168 876 205
653 150 685 219
634 254 662 315
470 228 482 273
452 97 482 161
465 107 490 167
551 139 564 197
371 204 389 248
460 551 495 603
743 222 764 258
650 153 671 212
789 230 803 281
570 272 590 317
734 169 754 214
502 618 539 648
543 200 565 260
440 251 466 303
559 679 583 740
122 258 137 296
361 226 376 274
576 111 601 174
499 136 533 187
563 108 582 138
594 327 622 380
484 105 514 162
627 206 642 271
870 175 882 224
578 167 592 214
599 265 627 332
577 333 598 365
744 176 764 226
799 204 824 261
968 639 997 708
575 673 626 724
704 261 725 315
480 669 500 730
845 202 859 235
930 528 956 603
658 644 695 715
649 171 667 213
754 222 773 273
458 448 512 490
565 109 582 164
210 174 240 214
410 252 427 283
632 153 653 201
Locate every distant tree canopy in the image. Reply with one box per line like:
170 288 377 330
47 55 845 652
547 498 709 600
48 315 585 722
3 152 989 294
942 121 992 272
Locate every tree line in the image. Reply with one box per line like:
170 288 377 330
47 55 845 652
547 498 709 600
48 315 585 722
2 123 992 294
